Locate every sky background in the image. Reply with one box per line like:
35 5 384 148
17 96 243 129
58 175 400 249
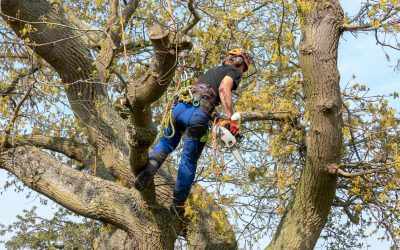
0 1 399 249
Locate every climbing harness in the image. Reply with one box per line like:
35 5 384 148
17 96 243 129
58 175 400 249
176 83 217 116
160 54 218 138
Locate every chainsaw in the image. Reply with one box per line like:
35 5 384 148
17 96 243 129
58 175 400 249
212 117 245 167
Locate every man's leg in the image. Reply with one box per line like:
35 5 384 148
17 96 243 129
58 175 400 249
174 124 207 205
134 124 183 191
134 103 189 191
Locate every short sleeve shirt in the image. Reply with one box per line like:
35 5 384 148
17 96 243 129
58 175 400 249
196 64 242 103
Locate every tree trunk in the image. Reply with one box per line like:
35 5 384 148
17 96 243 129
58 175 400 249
267 1 344 249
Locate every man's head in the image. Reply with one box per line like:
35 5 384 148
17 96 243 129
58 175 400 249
223 48 250 73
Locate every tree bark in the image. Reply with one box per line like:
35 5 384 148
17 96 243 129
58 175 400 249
267 1 344 249
0 1 237 249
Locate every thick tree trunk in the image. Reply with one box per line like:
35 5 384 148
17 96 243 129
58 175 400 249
267 1 343 249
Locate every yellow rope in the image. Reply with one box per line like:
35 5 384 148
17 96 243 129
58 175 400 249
160 74 187 138
161 107 175 139
166 0 176 30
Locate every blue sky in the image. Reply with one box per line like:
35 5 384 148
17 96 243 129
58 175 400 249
1 1 399 249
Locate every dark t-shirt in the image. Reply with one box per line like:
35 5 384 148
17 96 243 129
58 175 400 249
196 64 242 103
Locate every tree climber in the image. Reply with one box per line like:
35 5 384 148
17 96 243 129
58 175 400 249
134 48 251 212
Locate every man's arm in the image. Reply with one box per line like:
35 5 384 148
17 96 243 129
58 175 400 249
218 76 235 119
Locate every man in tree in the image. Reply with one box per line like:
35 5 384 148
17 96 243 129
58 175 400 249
134 48 250 210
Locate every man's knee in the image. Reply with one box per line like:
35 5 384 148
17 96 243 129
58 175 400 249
187 125 208 138
150 151 168 165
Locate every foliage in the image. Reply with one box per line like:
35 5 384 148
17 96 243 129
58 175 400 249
0 206 98 250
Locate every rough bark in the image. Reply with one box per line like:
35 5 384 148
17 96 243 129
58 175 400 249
267 1 344 249
0 1 237 249
0 0 135 187
16 135 92 166
127 24 192 174
0 146 176 249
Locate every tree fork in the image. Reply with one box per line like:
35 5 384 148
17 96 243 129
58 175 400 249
267 1 344 249
0 1 238 248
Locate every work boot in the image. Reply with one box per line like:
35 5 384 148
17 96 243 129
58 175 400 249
134 159 159 191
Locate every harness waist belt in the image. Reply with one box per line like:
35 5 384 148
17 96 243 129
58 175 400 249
189 83 217 116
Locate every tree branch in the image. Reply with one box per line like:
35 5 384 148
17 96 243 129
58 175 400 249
1 0 135 186
125 25 192 173
375 29 400 51
95 0 140 81
15 135 93 167
343 6 400 32
336 166 391 177
1 83 33 148
127 24 193 105
348 2 371 24
342 100 362 161
342 23 378 32
0 145 156 238
238 111 292 123
0 67 39 97
122 0 140 27
328 162 395 177
181 0 201 34
120 40 152 55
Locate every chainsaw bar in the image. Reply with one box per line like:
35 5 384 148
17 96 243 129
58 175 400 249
213 125 245 167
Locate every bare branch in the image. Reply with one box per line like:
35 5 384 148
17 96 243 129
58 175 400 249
181 0 201 34
15 135 93 167
343 6 400 32
342 23 377 32
0 54 29 59
375 29 400 51
0 67 39 97
1 83 33 148
342 100 362 161
336 166 391 177
348 2 371 24
329 162 396 177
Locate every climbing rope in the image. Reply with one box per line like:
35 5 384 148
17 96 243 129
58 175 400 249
160 55 190 139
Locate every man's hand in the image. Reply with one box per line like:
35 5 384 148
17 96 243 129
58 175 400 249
218 119 240 136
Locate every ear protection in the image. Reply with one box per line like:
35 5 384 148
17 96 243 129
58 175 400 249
234 56 244 67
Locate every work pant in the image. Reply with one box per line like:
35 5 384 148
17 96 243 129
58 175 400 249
150 102 210 204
